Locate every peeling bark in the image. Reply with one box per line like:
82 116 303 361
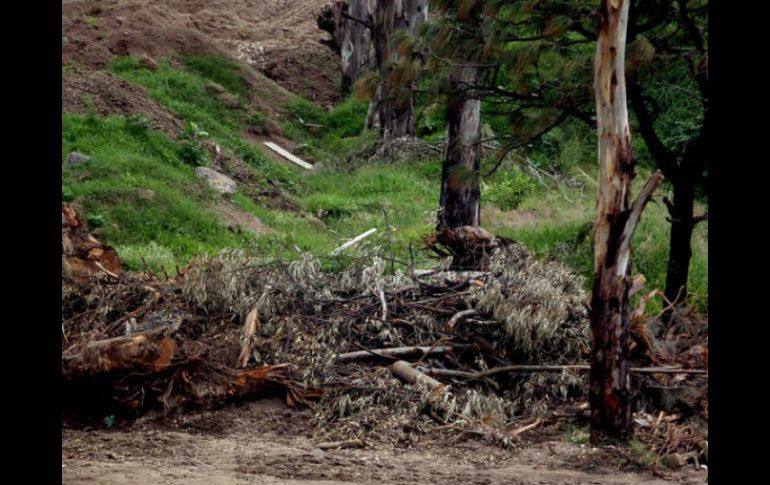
590 0 663 444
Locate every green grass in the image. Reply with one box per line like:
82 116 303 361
64 54 707 315
62 114 259 273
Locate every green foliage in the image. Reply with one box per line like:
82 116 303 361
483 166 537 210
117 241 178 274
564 425 589 445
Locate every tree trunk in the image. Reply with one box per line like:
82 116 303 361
366 0 426 138
437 65 482 229
664 178 695 307
318 1 374 95
590 0 663 444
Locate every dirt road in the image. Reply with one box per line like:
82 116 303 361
62 399 706 485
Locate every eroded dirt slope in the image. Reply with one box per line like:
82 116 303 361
62 0 341 105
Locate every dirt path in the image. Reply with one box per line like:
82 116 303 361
63 399 706 485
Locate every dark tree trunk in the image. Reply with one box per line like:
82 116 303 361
664 178 695 306
317 0 374 95
437 66 482 229
590 0 663 444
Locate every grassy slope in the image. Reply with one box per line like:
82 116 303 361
62 54 707 313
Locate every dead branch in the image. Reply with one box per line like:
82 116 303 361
335 344 476 363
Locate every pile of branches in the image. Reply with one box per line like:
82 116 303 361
61 218 706 450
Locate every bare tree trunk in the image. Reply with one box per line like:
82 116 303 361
318 0 374 95
437 65 482 228
366 0 427 138
590 0 663 444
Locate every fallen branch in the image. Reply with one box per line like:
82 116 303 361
331 228 377 256
420 365 707 380
390 360 447 393
446 309 479 332
316 439 365 450
335 344 476 363
263 141 314 169
509 417 544 437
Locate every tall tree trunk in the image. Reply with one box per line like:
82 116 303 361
664 178 695 307
590 0 663 444
437 65 481 229
366 0 426 138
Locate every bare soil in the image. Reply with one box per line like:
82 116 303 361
62 0 341 106
62 399 706 485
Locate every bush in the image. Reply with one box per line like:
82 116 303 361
117 241 177 274
483 166 537 210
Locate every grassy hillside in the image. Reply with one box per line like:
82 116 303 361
62 54 707 314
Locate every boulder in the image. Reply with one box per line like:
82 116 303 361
195 167 237 195
65 151 91 167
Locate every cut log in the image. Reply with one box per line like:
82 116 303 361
62 329 176 379
390 360 446 393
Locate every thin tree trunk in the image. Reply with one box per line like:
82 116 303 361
590 0 663 444
437 65 482 229
664 179 695 307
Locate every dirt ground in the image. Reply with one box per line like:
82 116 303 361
62 399 706 485
62 0 341 106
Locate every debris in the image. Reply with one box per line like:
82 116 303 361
263 141 314 169
336 344 473 363
390 360 447 393
331 228 377 256
62 328 177 379
316 439 365 450
62 203 123 281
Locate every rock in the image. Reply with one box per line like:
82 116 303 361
195 167 237 195
65 151 91 167
137 53 159 71
663 453 686 469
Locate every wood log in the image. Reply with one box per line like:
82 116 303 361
237 307 260 368
390 360 446 393
62 328 176 379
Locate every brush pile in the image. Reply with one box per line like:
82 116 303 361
62 208 706 453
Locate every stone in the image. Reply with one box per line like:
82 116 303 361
65 152 91 167
663 453 686 469
195 167 237 195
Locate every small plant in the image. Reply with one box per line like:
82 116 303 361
564 425 589 445
83 16 99 28
483 166 537 210
178 122 211 167
86 214 105 229
627 439 658 467
62 185 75 202
117 241 177 274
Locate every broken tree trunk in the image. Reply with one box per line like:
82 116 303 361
62 328 176 379
437 65 482 229
317 0 374 94
590 0 663 444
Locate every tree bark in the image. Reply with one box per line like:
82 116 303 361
437 65 482 229
317 0 374 95
366 0 426 138
62 329 176 379
590 0 663 444
664 179 695 307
